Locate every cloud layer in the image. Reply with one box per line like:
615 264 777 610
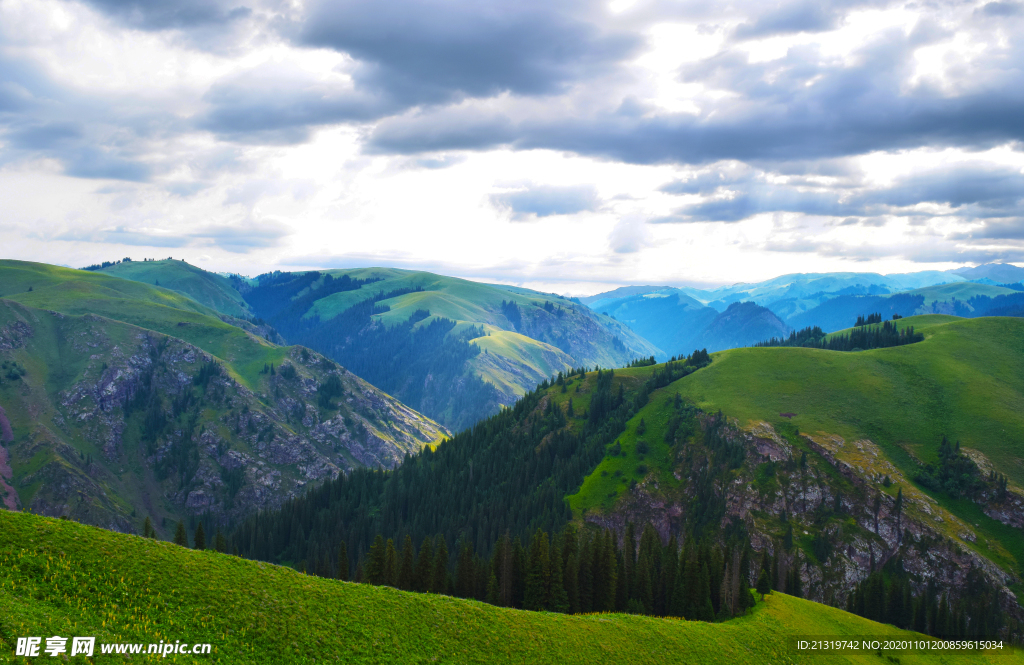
1 0 1023 283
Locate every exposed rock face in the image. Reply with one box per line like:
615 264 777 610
0 299 447 537
588 415 1021 622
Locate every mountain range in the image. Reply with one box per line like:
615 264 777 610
583 263 1024 357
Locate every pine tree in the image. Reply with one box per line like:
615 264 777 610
524 529 549 611
174 520 188 547
564 552 580 613
548 542 570 613
215 528 226 552
695 561 715 621
142 516 155 538
756 569 771 601
383 538 398 586
623 522 637 602
415 536 433 592
366 534 385 585
456 539 475 598
432 537 450 595
486 572 500 605
636 550 654 614
398 535 416 591
789 565 802 599
577 533 593 612
337 541 349 581
669 548 687 617
193 522 206 550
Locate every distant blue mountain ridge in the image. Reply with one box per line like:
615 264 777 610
582 263 1024 358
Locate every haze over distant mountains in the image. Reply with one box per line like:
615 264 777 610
581 263 1024 358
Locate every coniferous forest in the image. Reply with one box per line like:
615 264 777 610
754 319 924 351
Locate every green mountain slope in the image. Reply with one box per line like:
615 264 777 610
96 259 253 318
673 315 1024 487
2 510 1012 665
1 260 269 388
241 267 658 428
0 262 447 535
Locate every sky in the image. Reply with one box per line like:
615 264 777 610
1 0 1023 295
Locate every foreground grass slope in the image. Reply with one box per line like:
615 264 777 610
1 511 1013 664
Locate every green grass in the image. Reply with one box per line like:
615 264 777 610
567 371 682 515
0 261 281 389
98 260 251 318
469 330 574 396
293 267 657 397
672 315 1024 487
2 510 1013 664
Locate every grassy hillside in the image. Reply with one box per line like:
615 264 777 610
671 315 1024 486
242 267 658 428
97 259 252 318
652 314 1024 590
1 260 274 389
0 261 448 534
309 268 658 370
1 510 1012 665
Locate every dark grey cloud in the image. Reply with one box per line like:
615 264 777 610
366 26 1024 166
653 163 1024 224
951 219 1024 240
977 1 1023 17
71 0 254 31
300 0 639 107
4 119 154 181
734 0 840 39
368 107 516 154
490 184 600 220
864 164 1024 212
197 66 391 143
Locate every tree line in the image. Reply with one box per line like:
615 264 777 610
293 521 758 621
754 320 923 352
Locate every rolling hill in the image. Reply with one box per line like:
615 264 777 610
0 261 447 536
94 258 253 318
237 267 658 429
2 509 1015 664
672 315 1024 487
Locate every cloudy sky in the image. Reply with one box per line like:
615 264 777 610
1 0 1023 293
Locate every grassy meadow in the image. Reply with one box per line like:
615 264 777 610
1 510 1016 664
